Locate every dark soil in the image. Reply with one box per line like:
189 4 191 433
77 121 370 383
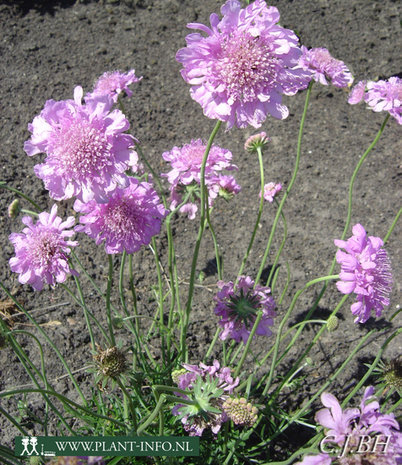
0 0 401 462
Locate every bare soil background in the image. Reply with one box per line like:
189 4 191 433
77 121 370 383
0 0 401 462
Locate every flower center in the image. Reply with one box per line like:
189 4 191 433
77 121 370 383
57 121 111 179
102 199 140 239
215 30 277 103
227 290 260 327
31 230 61 268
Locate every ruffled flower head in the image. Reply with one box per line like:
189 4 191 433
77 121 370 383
24 86 138 203
334 224 393 323
87 69 142 103
299 46 353 88
176 0 311 129
348 77 402 124
296 387 402 465
214 276 276 343
9 205 78 291
74 177 167 254
162 139 240 219
172 360 239 436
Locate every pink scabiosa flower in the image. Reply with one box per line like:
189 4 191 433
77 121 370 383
214 276 276 343
86 69 142 104
24 86 138 203
349 77 402 124
9 205 78 291
260 182 282 203
162 139 239 219
295 387 402 465
74 177 167 254
348 80 367 105
299 46 353 88
334 224 393 324
176 0 311 129
172 360 239 436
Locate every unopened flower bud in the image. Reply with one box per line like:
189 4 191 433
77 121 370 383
326 315 339 332
382 356 402 391
244 132 270 153
7 199 20 218
172 368 187 385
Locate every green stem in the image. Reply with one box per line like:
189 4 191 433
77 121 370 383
237 146 265 280
234 311 263 378
182 120 222 362
266 201 287 289
255 81 313 285
262 274 339 396
0 182 41 211
107 255 116 346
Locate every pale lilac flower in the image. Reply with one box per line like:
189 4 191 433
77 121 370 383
176 0 311 129
162 139 239 218
214 276 276 343
348 80 367 104
349 77 402 124
87 69 142 104
260 182 282 203
244 132 270 153
334 224 393 323
299 46 353 88
24 86 138 203
172 360 239 436
208 174 241 201
296 387 402 465
74 178 167 254
9 205 78 291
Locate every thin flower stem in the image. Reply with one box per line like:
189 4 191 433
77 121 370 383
20 208 38 217
268 327 376 442
0 182 42 211
107 255 116 346
266 201 287 289
204 327 221 361
0 282 87 405
255 81 313 286
307 113 392 326
384 207 401 243
262 274 339 396
182 120 222 362
206 207 223 280
116 378 138 433
341 328 401 407
151 236 166 365
237 146 265 281
72 274 96 352
233 311 263 379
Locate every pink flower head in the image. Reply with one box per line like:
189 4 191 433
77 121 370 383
9 205 78 291
176 0 311 129
172 360 239 436
334 224 393 323
299 46 353 88
162 139 239 219
351 76 402 125
87 69 142 104
348 80 367 105
24 86 138 203
214 275 276 343
297 387 402 465
260 182 282 203
74 177 167 254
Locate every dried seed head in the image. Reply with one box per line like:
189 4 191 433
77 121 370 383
94 345 127 378
223 397 258 426
382 356 402 391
